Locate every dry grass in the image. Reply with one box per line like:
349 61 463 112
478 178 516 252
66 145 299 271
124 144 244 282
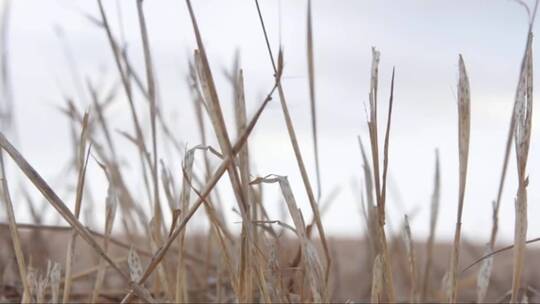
1 0 540 303
446 54 471 304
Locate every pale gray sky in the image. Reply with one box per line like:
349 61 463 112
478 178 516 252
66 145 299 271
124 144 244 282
2 0 540 244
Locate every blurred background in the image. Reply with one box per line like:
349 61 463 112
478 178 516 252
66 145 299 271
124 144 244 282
1 0 539 244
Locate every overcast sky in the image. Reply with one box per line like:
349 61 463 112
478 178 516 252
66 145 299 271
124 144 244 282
3 0 540 245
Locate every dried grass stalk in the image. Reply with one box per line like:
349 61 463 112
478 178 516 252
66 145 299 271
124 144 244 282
402 215 417 303
90 183 118 303
0 149 30 302
447 55 471 303
128 245 144 283
306 0 322 200
511 32 533 303
233 67 258 303
367 48 382 207
364 48 396 302
62 112 90 303
135 0 162 239
128 246 155 303
421 149 440 301
175 147 196 303
357 137 378 260
476 243 493 303
370 255 383 303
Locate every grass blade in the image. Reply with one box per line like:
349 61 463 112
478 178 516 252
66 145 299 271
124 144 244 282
0 149 30 302
421 149 440 301
511 31 534 303
447 55 471 303
307 0 322 200
62 112 90 303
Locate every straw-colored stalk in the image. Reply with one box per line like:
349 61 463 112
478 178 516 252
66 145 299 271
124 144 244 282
357 137 378 261
233 67 259 303
90 183 118 303
447 55 471 303
0 150 30 302
511 32 533 303
365 47 396 302
127 245 155 302
402 215 417 303
175 148 195 303
128 245 144 283
421 150 440 301
370 255 383 303
476 242 493 303
307 0 322 200
62 112 90 303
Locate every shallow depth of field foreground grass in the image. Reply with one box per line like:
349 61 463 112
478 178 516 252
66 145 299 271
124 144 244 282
1 0 540 303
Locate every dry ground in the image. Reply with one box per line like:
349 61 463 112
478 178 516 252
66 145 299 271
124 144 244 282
1 229 539 303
